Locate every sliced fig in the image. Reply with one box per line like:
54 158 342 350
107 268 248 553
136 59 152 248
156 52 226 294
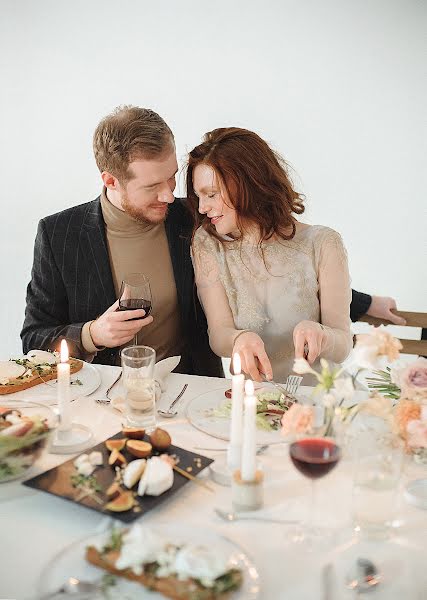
105 481 122 499
105 438 127 452
149 428 171 451
122 426 145 439
126 440 152 458
104 491 134 512
225 388 232 399
108 449 127 467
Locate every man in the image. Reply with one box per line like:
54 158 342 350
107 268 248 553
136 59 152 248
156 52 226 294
21 106 222 376
350 292 406 325
21 105 404 371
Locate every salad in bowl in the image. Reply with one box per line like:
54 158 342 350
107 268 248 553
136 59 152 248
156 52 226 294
0 402 57 482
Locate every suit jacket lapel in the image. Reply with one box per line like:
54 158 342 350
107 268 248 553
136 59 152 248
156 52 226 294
80 198 116 307
164 201 192 327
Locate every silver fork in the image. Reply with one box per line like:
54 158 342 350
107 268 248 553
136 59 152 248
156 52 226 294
285 375 303 396
261 374 302 398
96 370 122 405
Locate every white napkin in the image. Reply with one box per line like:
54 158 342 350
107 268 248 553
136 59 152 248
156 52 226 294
111 356 181 412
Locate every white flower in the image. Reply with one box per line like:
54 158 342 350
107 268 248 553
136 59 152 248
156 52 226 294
322 393 336 408
332 378 355 402
352 343 383 370
293 358 318 377
320 358 329 371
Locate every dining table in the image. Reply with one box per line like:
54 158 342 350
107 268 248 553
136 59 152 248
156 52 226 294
1 364 426 600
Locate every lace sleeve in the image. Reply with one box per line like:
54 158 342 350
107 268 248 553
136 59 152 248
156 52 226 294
316 228 352 362
191 228 244 357
191 228 222 288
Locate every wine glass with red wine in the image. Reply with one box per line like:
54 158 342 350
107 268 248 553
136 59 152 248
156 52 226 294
288 426 341 547
119 273 152 345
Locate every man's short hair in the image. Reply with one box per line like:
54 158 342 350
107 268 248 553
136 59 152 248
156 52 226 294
93 105 174 182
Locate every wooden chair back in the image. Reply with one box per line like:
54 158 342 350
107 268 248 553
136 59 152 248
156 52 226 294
358 310 427 356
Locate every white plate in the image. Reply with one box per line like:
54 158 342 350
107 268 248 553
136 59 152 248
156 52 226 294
0 362 101 405
186 385 297 445
37 524 261 599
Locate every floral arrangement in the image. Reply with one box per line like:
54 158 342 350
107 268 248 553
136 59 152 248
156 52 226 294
281 326 427 460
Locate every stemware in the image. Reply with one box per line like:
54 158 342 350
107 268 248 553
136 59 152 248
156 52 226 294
119 273 152 345
288 424 341 547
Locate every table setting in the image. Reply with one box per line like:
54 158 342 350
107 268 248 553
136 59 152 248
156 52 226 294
1 331 427 599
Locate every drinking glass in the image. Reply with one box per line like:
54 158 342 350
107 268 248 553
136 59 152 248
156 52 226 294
119 273 152 345
288 428 341 547
121 345 156 432
352 431 404 539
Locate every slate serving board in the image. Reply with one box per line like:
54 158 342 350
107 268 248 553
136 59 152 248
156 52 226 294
23 432 214 523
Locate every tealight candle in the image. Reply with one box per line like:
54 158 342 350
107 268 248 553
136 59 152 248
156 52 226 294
241 379 257 482
227 353 245 471
57 339 71 432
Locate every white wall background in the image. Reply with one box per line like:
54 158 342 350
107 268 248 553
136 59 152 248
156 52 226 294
1 0 426 359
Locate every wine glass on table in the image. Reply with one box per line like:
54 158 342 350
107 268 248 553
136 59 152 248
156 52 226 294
119 273 152 345
288 426 341 548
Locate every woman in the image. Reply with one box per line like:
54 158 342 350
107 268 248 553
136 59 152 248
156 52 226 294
187 127 352 382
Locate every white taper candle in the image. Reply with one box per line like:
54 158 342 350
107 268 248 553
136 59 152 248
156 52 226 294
57 340 71 431
227 353 245 470
241 379 257 481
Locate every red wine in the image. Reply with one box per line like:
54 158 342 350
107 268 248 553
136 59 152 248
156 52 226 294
290 438 340 479
119 298 152 318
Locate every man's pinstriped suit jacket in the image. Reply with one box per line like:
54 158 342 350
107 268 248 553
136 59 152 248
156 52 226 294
21 196 223 377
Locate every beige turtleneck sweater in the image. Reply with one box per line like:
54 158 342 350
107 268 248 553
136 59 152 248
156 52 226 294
81 189 185 362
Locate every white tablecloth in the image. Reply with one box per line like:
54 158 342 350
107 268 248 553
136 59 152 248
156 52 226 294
1 366 426 600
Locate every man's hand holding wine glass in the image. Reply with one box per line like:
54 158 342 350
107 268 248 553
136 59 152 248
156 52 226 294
90 299 153 348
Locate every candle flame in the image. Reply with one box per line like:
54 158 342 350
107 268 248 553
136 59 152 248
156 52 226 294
232 352 241 375
245 379 254 396
60 339 69 363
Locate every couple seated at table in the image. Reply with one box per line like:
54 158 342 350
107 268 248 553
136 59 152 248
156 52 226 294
21 106 404 382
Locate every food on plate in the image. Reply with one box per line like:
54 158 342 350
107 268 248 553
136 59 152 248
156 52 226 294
122 426 146 439
214 387 297 431
137 456 173 497
149 427 172 451
123 458 147 489
105 438 127 452
74 451 103 476
0 350 83 395
85 524 243 599
0 405 55 482
104 490 135 512
106 481 122 499
108 449 127 467
126 439 152 458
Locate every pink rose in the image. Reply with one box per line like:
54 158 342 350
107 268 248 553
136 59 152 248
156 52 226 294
281 404 313 436
401 358 427 399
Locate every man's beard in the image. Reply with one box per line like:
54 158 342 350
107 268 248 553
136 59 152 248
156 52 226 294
121 191 168 225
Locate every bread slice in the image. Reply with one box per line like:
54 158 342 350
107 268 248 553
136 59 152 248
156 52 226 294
0 358 83 395
85 545 242 600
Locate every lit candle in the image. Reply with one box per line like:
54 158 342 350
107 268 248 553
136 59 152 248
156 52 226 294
57 339 71 431
227 353 245 471
241 379 257 482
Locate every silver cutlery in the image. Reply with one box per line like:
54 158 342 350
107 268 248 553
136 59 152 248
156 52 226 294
96 370 122 405
38 576 102 599
157 384 188 418
285 375 303 396
346 557 382 595
261 374 303 402
215 507 298 524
